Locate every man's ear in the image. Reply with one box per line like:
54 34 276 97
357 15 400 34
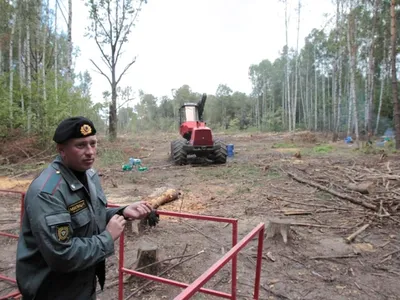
56 143 65 155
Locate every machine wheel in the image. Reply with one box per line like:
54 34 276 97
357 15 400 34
213 139 227 164
171 139 187 165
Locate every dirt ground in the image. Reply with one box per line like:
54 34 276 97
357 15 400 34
0 131 400 300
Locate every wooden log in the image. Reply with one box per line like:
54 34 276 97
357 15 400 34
266 218 292 244
138 188 181 232
145 188 181 209
347 182 374 194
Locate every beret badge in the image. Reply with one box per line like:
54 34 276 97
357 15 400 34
80 124 92 136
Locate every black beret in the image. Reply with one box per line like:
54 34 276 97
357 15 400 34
53 116 97 144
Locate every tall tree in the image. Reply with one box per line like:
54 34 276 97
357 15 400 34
347 1 359 142
67 0 72 85
9 0 16 128
86 0 146 141
390 0 400 149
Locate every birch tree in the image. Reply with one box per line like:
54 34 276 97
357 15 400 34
87 0 146 141
347 1 359 142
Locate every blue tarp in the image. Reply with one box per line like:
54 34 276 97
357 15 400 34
384 128 394 138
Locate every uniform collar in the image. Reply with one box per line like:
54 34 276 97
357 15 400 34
52 155 89 192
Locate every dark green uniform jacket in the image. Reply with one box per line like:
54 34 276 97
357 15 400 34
16 156 124 300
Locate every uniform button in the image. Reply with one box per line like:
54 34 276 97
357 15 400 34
71 184 75 189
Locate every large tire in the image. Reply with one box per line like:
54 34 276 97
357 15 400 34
171 139 187 165
213 139 227 164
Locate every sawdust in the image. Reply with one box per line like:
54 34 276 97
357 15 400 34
0 176 31 192
274 148 301 153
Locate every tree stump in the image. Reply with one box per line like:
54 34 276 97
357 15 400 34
266 218 292 244
133 241 159 274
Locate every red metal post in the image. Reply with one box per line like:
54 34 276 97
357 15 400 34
157 210 237 224
19 193 25 228
174 223 265 300
122 268 232 298
231 220 238 300
118 231 125 300
253 227 264 300
0 290 21 300
0 274 16 284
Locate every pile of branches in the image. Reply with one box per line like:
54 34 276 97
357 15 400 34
284 159 400 217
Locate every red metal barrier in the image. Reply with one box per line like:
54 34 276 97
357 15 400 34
109 203 264 300
174 223 265 300
0 197 264 300
0 189 25 300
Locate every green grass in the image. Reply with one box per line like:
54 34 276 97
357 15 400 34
312 144 334 154
266 168 281 178
97 148 126 168
271 142 297 149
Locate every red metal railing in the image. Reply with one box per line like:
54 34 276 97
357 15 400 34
0 189 25 300
0 195 264 300
109 203 264 300
174 223 265 300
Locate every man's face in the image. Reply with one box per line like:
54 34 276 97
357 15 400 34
58 136 97 172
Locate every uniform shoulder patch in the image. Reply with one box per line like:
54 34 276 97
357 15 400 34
56 225 70 242
68 199 87 214
41 170 62 195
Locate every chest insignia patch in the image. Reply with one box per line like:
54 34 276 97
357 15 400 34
68 199 87 214
56 225 69 242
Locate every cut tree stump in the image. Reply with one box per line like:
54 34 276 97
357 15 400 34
133 241 159 274
266 218 292 244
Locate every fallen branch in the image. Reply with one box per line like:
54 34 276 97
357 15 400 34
310 254 359 260
287 171 377 211
378 249 400 263
345 223 371 243
290 222 349 229
278 198 352 211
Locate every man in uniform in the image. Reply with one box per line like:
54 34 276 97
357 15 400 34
16 116 154 299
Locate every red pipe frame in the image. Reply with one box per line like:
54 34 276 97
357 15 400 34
174 223 265 300
0 190 25 300
0 197 264 300
108 203 264 300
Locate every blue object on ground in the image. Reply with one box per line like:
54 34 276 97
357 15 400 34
227 144 234 157
376 141 386 147
344 136 353 144
384 128 394 138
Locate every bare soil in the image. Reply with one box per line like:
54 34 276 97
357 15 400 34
0 131 399 300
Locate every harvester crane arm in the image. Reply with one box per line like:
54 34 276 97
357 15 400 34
197 93 207 121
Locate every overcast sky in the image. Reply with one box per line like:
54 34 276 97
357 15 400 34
66 0 335 106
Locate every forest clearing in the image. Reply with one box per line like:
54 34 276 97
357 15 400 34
0 130 399 300
0 0 399 299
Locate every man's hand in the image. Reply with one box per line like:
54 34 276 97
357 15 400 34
122 201 152 220
106 215 126 241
